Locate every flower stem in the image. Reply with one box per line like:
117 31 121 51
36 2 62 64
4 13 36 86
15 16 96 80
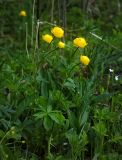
31 0 36 46
47 37 55 49
25 22 29 58
68 62 81 75
44 47 58 58
71 47 79 58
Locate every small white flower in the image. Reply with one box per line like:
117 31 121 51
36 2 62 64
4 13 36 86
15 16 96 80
54 21 57 24
109 69 114 73
63 142 68 146
115 75 119 81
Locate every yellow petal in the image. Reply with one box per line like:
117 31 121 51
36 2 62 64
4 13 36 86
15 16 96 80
42 34 53 43
58 41 65 48
73 37 87 48
80 55 90 65
51 26 64 38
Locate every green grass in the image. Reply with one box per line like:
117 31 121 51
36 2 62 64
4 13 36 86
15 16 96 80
0 1 122 160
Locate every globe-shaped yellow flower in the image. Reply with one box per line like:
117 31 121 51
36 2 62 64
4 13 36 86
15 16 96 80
19 10 27 17
58 41 65 48
51 26 64 38
80 55 90 65
73 37 87 48
42 34 53 43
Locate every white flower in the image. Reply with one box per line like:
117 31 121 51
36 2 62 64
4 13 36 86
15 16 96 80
115 75 119 81
109 69 114 73
63 142 68 146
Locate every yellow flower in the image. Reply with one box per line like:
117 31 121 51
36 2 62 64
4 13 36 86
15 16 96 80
51 26 64 38
80 55 90 65
42 34 53 43
73 37 87 48
19 10 27 17
58 41 65 48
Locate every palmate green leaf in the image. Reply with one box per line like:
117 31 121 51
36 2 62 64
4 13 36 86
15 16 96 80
64 78 76 92
49 112 65 125
43 116 53 131
79 131 88 147
34 112 46 120
35 96 48 107
94 108 118 122
92 122 107 137
47 105 52 113
109 136 122 143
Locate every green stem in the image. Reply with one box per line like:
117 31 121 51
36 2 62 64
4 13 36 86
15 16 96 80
107 74 110 91
71 47 79 58
25 22 29 58
68 62 81 75
44 47 58 58
0 131 9 144
48 134 52 157
31 0 36 46
47 37 55 49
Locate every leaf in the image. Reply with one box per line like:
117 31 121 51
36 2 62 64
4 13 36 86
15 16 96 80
41 81 48 97
79 110 89 127
64 78 76 92
109 136 122 143
67 110 77 128
0 130 5 138
35 96 48 107
49 112 65 124
47 105 52 113
36 73 49 83
33 112 46 120
92 122 107 137
43 116 53 131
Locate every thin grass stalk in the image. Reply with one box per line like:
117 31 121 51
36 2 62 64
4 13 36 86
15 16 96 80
58 0 61 24
34 20 40 54
36 0 40 19
117 0 121 15
68 62 80 76
62 0 67 36
25 145 28 159
90 32 122 51
25 22 29 58
31 0 36 46
32 20 40 99
51 0 55 23
37 0 40 47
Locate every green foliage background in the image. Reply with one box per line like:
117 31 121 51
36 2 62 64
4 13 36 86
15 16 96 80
0 0 122 160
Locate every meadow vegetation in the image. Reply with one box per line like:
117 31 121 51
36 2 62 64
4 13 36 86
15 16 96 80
0 0 122 160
